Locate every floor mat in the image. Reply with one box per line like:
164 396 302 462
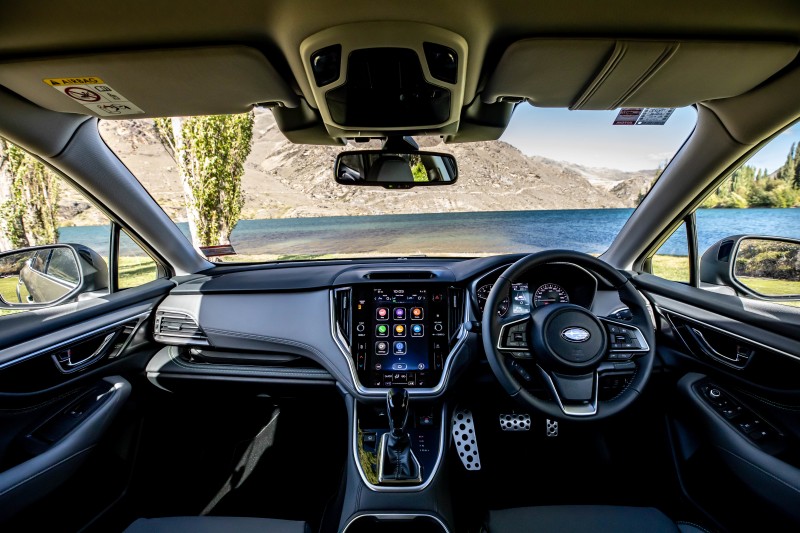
121 389 347 530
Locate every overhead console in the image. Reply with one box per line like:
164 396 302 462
333 283 466 394
299 22 468 140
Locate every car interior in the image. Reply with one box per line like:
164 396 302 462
1 1 800 532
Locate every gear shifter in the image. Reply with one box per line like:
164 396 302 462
388 387 410 438
378 388 422 483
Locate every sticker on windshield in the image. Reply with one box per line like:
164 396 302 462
43 77 144 116
613 107 674 126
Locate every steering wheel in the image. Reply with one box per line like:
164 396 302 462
482 250 656 420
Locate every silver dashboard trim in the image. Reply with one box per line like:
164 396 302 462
352 401 447 493
330 287 469 398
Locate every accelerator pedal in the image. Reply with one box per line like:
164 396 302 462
499 413 531 431
452 408 481 471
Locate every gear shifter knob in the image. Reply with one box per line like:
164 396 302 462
387 387 410 438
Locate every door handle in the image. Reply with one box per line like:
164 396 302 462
688 327 752 368
52 332 116 373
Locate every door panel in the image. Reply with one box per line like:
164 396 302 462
633 274 800 531
0 376 130 521
0 279 172 526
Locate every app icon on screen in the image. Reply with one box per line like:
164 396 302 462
375 341 389 355
376 307 389 320
411 307 424 319
394 324 406 337
394 307 406 320
411 324 424 337
393 341 407 355
376 324 389 337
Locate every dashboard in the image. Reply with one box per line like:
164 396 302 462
149 255 626 399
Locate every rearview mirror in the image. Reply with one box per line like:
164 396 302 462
0 244 109 310
334 150 458 189
701 236 800 301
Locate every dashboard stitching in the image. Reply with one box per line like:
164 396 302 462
202 326 349 381
738 391 800 412
608 365 638 401
164 346 334 378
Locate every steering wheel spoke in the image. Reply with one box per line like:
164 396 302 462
496 315 531 356
598 316 651 362
537 366 599 417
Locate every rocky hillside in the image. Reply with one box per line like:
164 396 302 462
81 109 656 224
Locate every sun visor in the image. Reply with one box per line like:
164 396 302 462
0 46 299 119
483 39 799 109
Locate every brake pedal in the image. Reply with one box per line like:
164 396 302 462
546 418 559 437
499 413 531 431
452 408 481 471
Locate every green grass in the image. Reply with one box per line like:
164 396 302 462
0 276 30 316
738 276 800 297
118 256 158 289
651 255 690 282
651 255 799 307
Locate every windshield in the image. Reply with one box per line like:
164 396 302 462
99 106 697 261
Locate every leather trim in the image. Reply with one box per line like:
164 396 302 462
147 345 334 381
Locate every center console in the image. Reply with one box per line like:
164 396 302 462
332 282 464 532
333 283 465 393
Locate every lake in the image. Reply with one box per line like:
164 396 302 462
59 208 800 258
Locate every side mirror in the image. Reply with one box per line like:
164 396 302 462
0 244 109 310
701 235 800 301
334 150 458 189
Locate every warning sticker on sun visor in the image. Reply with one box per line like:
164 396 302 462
43 77 144 117
613 108 674 126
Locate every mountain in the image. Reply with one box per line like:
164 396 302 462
74 109 656 225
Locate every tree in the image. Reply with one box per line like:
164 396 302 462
0 138 60 250
154 113 254 249
637 160 668 205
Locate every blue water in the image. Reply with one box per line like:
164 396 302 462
58 208 800 257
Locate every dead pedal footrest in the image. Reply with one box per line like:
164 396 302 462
452 408 481 471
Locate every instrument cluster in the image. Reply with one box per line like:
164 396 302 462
473 263 598 317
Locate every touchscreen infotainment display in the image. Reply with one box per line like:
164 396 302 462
371 287 429 372
351 284 450 388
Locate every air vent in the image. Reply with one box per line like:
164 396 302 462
334 288 352 346
447 287 465 345
366 271 436 280
154 310 209 345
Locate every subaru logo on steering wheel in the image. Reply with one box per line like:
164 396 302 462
561 327 591 343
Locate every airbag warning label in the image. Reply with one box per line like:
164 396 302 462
613 108 674 126
43 77 144 116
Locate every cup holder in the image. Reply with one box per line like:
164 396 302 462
342 513 449 533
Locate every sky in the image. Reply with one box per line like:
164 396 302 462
500 105 800 173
